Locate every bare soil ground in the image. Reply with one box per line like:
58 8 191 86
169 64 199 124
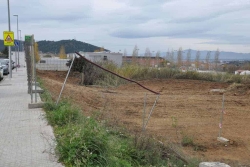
38 70 250 166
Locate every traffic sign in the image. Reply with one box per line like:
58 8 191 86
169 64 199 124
14 40 19 46
3 31 14 46
25 35 32 45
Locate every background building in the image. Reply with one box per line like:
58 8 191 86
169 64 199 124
78 51 123 67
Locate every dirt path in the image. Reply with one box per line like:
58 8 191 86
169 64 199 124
38 71 250 166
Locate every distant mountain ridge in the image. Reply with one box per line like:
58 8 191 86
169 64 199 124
0 39 109 54
1 39 249 60
161 49 250 61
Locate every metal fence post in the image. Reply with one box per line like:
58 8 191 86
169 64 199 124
142 93 147 131
56 54 75 105
24 40 32 102
218 94 225 137
31 35 37 103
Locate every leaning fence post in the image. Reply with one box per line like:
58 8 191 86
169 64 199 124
142 93 147 131
218 93 225 137
143 95 160 131
56 54 75 105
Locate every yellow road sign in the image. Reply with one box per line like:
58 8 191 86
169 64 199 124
3 31 14 46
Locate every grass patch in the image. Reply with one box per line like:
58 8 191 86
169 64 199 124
181 135 207 152
181 135 194 147
38 78 198 167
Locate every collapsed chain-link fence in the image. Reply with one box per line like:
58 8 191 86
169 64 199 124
36 53 250 163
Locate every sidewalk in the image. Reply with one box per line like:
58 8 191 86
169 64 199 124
0 57 63 166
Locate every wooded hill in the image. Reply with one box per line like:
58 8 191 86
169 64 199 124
0 39 109 54
37 39 109 54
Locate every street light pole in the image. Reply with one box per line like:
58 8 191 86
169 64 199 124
7 0 12 78
19 29 22 51
13 15 19 67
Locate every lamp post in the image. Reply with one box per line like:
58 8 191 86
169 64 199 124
13 14 19 67
7 0 12 78
19 29 22 51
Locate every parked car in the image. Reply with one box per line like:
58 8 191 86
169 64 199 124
0 59 9 75
3 59 15 69
0 63 4 80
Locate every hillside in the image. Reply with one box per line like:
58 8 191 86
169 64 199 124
37 39 109 54
0 39 109 54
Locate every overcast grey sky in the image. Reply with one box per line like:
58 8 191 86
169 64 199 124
1 0 250 54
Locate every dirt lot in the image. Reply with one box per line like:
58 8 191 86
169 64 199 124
38 70 250 166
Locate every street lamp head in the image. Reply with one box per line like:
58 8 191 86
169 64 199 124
13 14 18 17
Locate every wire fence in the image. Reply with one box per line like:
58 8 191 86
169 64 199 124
36 58 70 71
36 56 250 163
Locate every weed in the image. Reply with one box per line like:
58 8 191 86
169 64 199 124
181 135 207 153
181 135 194 147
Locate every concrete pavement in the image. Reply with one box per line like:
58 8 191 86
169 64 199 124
0 52 63 167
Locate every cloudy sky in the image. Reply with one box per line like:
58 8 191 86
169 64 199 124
1 0 250 54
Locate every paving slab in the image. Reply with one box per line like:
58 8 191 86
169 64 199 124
0 53 63 167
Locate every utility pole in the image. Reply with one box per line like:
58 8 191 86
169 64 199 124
19 30 22 51
7 0 12 78
13 15 19 67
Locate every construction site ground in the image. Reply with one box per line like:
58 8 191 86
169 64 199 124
38 70 250 166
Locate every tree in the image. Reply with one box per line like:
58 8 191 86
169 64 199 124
166 49 170 61
195 51 200 69
155 51 161 67
123 49 127 64
0 47 8 58
132 45 138 65
170 49 175 65
94 47 105 52
144 47 151 66
177 47 183 67
34 42 40 63
59 45 67 59
205 51 211 70
66 57 102 85
214 48 220 71
186 49 191 67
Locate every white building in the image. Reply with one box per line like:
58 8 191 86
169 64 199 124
235 70 250 75
78 51 123 67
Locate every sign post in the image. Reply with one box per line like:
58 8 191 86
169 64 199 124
25 35 31 45
3 31 14 78
14 40 18 71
